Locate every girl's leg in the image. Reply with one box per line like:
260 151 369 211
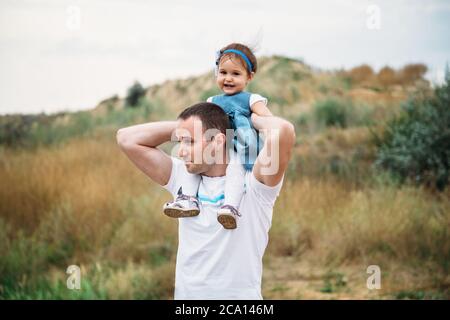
218 151 246 229
223 151 246 208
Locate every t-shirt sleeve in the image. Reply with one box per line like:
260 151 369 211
247 171 284 208
206 96 213 103
163 156 185 198
249 93 268 107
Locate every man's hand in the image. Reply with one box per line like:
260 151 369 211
116 121 177 186
251 114 296 187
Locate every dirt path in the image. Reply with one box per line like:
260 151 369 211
262 256 416 300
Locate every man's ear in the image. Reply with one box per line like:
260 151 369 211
213 133 226 148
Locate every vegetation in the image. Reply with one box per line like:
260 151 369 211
125 81 146 108
374 70 450 190
0 57 448 299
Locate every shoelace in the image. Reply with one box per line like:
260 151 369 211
176 193 199 206
221 204 242 217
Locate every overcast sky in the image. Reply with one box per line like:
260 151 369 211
0 0 449 115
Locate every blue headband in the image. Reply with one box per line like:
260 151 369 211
220 49 253 73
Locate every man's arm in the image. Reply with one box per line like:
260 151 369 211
251 114 296 187
116 121 177 186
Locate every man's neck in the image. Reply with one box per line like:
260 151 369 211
202 163 228 177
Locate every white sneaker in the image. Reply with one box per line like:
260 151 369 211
163 187 200 218
217 205 241 229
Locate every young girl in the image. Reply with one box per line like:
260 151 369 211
163 43 272 229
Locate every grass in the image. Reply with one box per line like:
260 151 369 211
0 128 448 299
0 134 178 299
0 59 447 299
270 174 450 270
319 271 347 294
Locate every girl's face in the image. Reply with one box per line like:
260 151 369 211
216 57 254 95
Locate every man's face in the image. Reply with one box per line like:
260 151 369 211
176 116 222 174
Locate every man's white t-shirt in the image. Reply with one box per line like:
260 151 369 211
163 157 283 300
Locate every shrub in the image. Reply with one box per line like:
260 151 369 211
0 115 35 146
311 98 375 130
374 69 450 190
313 98 351 128
398 64 427 85
348 64 375 84
377 66 397 87
125 81 146 108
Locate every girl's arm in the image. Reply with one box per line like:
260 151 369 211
251 101 273 117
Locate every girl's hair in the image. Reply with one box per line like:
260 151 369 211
216 43 258 74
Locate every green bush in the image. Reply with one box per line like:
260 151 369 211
313 98 351 128
299 99 374 133
125 81 146 108
374 70 450 190
0 114 42 147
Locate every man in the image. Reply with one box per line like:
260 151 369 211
116 102 295 299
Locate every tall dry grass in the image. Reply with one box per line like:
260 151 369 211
0 131 177 298
269 177 450 269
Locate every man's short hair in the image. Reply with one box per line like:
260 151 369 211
177 102 230 135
